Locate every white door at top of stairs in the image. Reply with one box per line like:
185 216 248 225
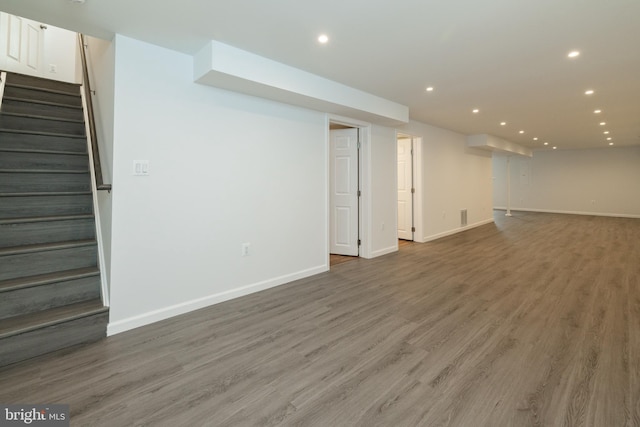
0 13 45 77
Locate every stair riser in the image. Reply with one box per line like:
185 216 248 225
0 276 101 320
1 99 85 121
0 219 96 248
3 86 82 107
0 151 89 171
0 172 91 193
0 194 93 219
0 131 86 153
0 115 86 136
6 73 81 95
0 311 107 367
0 245 97 281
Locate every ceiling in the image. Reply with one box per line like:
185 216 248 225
2 0 639 150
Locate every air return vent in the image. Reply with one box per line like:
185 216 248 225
460 209 468 227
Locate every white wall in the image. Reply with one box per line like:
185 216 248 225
105 35 496 334
493 146 640 218
42 24 78 83
369 124 400 256
108 35 329 334
397 121 494 241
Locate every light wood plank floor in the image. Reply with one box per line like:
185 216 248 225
1 211 639 426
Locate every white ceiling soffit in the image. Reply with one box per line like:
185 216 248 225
194 41 409 126
467 134 533 157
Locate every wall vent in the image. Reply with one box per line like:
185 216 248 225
460 209 468 227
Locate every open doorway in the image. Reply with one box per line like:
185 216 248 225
397 132 423 245
397 134 414 242
327 117 372 267
329 122 359 266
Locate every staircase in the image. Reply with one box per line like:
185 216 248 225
0 72 108 367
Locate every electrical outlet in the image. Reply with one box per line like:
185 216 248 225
49 64 57 73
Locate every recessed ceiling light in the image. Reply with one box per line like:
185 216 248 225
544 142 549 146
585 90 594 95
604 131 610 134
594 109 601 114
500 122 506 126
472 109 479 113
607 137 612 140
533 137 538 141
568 51 580 58
553 146 557 149
519 130 525 134
317 34 329 44
426 86 434 92
609 142 614 146
600 122 606 126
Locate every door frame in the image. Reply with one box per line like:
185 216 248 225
326 114 372 267
396 131 424 243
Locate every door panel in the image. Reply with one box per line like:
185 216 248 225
330 128 359 256
26 22 41 71
397 138 413 240
0 13 44 77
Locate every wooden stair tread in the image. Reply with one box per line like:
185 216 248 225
0 214 94 225
0 239 97 257
0 147 87 156
3 96 83 110
0 299 106 339
0 169 89 174
0 267 100 293
5 82 81 97
0 128 86 139
0 111 85 124
0 191 92 197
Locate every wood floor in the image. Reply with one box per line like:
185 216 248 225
1 211 639 426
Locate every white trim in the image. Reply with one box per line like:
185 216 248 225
493 207 640 219
396 131 425 243
360 126 372 259
371 245 398 258
324 120 330 269
79 85 110 306
412 137 424 243
0 71 7 110
107 264 328 336
422 218 495 242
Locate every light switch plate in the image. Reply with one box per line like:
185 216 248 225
133 160 150 176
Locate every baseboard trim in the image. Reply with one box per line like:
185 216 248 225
422 218 495 243
370 245 398 258
493 207 640 219
106 264 328 336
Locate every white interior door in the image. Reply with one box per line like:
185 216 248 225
330 128 359 256
0 13 45 77
397 137 413 240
